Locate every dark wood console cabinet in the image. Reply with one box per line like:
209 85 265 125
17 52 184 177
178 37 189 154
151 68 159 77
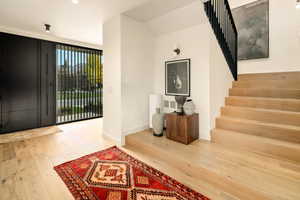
165 113 199 145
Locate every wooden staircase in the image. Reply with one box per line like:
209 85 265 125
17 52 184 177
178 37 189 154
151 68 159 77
212 72 300 163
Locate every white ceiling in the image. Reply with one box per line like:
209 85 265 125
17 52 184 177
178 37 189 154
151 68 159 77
228 0 259 8
123 0 206 36
123 0 198 22
146 1 206 36
0 0 150 46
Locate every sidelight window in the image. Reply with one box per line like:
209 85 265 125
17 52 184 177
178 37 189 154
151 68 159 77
56 44 103 123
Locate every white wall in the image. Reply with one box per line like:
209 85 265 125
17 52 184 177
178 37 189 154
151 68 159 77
229 0 300 74
209 30 233 133
153 23 213 140
135 0 234 140
103 16 123 145
103 1 233 142
103 15 154 144
121 16 154 135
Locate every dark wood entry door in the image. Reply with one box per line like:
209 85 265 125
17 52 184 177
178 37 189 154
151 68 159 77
1 34 40 133
0 34 56 134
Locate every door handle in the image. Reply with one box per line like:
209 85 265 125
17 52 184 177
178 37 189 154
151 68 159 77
0 96 8 130
0 96 3 130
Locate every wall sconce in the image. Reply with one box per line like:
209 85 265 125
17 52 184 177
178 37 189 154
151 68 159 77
44 24 51 33
173 44 181 56
174 48 181 55
297 0 300 9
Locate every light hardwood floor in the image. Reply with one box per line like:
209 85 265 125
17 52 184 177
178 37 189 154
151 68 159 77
0 119 115 200
126 131 300 200
0 126 62 144
1 119 299 200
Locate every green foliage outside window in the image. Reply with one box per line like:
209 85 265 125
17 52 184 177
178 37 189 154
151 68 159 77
85 54 102 86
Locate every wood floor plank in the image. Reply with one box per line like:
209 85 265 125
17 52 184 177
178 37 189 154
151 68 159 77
0 126 62 144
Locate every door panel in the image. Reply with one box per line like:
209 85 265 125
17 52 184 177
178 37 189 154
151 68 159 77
1 34 39 133
40 41 56 127
0 33 4 132
5 110 39 132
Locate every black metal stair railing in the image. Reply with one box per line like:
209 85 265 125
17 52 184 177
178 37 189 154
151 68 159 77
204 0 238 80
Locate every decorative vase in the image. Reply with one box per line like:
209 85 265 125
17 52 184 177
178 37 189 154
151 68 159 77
175 96 187 115
152 108 164 137
183 99 195 115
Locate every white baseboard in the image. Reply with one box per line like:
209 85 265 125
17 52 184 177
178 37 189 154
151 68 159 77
103 123 149 147
123 124 149 136
103 129 124 146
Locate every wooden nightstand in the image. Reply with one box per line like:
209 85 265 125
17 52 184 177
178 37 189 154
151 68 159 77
165 113 199 145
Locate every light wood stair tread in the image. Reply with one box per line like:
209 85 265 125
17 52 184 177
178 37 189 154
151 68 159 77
217 116 300 132
231 86 300 90
228 96 300 102
216 115 300 143
212 128 300 164
230 88 300 92
226 96 300 112
223 105 300 115
238 71 300 81
233 79 300 89
221 105 300 126
212 128 300 149
229 88 300 99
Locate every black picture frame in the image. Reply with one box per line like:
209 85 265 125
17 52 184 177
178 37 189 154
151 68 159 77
165 59 191 97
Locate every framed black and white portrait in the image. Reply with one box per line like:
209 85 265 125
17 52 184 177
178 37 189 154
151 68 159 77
165 59 190 97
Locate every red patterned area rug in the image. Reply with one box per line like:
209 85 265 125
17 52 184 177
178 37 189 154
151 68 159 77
54 146 210 200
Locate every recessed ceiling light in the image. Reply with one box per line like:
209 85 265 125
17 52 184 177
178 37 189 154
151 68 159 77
297 0 300 9
72 0 79 4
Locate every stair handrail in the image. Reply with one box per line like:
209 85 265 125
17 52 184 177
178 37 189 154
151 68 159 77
203 0 238 80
